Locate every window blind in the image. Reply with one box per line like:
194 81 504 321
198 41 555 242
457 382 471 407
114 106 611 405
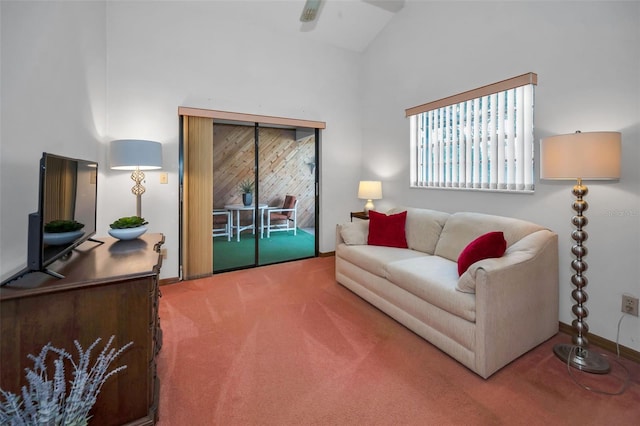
407 73 537 192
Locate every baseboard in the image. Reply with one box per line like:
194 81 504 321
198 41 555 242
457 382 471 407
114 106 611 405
160 277 180 286
559 322 640 364
159 253 336 284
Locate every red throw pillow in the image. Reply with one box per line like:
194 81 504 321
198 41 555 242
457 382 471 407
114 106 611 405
457 231 507 276
367 210 408 248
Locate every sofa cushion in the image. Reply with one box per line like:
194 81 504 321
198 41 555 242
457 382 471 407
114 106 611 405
457 231 507 276
336 244 428 279
388 207 449 255
435 212 545 262
367 210 408 248
385 256 476 322
339 221 369 245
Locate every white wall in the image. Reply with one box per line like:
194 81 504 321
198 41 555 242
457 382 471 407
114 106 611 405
102 1 363 277
2 1 638 352
361 1 640 351
1 2 363 282
0 1 106 278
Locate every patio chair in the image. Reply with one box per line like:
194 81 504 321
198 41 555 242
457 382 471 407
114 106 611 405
212 209 231 241
265 195 297 238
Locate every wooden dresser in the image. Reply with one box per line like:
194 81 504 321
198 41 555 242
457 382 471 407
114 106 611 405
0 233 164 426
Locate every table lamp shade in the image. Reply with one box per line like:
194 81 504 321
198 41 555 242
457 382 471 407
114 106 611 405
358 181 383 200
540 131 621 180
110 139 163 170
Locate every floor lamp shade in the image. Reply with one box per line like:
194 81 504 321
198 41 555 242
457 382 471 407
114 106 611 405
540 131 621 180
358 180 382 213
540 131 621 374
109 139 163 217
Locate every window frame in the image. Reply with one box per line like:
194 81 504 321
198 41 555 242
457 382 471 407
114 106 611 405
406 73 537 193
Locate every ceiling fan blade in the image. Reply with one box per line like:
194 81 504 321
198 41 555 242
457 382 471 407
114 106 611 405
300 0 323 23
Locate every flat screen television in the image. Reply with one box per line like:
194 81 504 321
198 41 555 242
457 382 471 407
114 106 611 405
2 153 101 283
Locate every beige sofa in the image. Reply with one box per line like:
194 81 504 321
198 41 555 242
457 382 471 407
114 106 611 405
335 207 559 379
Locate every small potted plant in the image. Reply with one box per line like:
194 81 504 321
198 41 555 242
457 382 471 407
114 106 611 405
239 179 254 206
43 219 85 245
108 216 148 240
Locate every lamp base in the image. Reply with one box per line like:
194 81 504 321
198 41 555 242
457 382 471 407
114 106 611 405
363 199 375 214
553 343 610 374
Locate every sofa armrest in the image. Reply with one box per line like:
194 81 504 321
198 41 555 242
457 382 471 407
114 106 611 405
336 224 346 245
472 230 559 378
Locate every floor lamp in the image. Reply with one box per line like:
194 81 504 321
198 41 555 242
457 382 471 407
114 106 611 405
110 139 163 217
540 131 621 373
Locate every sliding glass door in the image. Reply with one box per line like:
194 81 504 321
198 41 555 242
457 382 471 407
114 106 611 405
210 123 317 272
211 123 257 271
257 126 316 266
180 108 323 280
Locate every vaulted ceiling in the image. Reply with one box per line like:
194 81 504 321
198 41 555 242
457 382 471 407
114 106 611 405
228 0 405 52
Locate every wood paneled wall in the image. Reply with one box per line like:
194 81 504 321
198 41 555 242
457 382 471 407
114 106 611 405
213 124 316 228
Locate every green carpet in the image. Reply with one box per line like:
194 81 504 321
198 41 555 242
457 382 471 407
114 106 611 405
213 228 315 271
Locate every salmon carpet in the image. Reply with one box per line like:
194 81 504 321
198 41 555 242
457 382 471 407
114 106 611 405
157 257 639 425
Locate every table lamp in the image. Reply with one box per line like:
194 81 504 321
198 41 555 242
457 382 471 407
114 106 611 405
358 181 382 214
110 139 163 217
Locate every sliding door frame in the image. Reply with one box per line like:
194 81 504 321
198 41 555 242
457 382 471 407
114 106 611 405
179 107 326 280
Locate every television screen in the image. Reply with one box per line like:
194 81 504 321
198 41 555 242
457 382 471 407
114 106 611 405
26 153 99 278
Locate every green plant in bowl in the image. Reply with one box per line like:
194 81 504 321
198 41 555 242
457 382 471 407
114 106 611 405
109 216 148 229
239 179 254 194
44 219 85 233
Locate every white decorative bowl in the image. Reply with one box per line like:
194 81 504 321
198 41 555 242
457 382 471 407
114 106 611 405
108 226 147 241
43 230 85 246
